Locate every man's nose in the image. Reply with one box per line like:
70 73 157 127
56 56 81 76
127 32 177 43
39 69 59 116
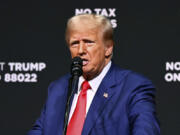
78 42 86 55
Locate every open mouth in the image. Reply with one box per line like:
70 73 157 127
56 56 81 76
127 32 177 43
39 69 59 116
82 59 88 66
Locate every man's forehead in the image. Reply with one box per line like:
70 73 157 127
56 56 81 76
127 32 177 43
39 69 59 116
69 28 103 41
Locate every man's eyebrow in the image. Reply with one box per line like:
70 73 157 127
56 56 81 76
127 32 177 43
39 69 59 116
70 40 79 44
82 39 95 43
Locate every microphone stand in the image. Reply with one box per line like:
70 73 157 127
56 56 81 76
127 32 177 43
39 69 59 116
63 56 82 135
63 75 79 135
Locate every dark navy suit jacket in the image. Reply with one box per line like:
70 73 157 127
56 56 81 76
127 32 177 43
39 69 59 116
28 63 160 135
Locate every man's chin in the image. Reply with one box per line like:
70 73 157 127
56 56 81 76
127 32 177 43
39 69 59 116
82 70 90 75
82 70 99 80
82 66 89 73
82 70 93 80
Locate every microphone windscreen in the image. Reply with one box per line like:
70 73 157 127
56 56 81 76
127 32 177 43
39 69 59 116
71 57 83 76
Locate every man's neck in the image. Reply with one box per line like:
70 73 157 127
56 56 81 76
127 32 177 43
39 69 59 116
83 59 111 80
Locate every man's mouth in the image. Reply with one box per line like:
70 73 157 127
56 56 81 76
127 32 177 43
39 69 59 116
82 59 88 66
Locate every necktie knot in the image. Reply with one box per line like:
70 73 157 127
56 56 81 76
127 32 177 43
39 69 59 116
81 80 91 94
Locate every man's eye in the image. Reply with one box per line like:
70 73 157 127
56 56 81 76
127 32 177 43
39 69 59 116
70 41 79 47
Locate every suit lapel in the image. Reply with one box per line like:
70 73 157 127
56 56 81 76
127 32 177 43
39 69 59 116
82 63 119 135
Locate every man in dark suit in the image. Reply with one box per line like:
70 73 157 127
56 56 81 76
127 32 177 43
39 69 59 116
28 14 160 135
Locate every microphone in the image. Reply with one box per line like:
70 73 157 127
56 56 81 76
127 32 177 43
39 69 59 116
71 56 83 77
71 56 83 94
63 56 83 135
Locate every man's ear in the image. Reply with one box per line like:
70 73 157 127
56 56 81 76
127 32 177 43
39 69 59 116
105 40 114 57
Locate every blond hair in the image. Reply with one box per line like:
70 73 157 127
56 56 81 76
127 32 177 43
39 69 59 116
65 14 113 45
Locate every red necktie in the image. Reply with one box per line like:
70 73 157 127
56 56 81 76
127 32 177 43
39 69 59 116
66 80 91 135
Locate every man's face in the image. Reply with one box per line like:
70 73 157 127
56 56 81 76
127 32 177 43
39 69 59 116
68 22 113 80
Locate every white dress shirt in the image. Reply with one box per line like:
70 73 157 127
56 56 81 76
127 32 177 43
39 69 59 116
68 61 112 122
